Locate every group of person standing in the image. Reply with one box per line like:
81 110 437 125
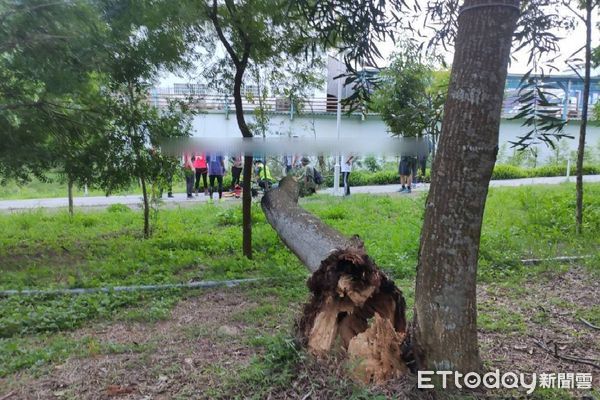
181 153 284 201
177 152 425 201
183 152 229 201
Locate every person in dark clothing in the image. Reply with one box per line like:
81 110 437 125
411 156 418 186
230 154 243 191
399 155 416 193
207 153 226 200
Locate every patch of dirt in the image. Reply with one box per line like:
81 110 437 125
2 267 598 399
479 266 600 393
1 289 259 400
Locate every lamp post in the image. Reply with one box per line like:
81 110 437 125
333 53 343 196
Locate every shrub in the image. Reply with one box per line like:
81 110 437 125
530 165 567 177
321 163 599 187
491 165 528 180
363 155 381 172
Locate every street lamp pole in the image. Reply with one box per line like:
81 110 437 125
333 53 343 196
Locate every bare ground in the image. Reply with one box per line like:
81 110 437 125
1 267 598 399
478 267 600 395
1 290 260 400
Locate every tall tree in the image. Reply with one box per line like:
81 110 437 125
205 0 257 259
413 0 521 374
370 44 448 154
202 0 320 258
565 0 597 234
94 0 197 237
371 45 434 137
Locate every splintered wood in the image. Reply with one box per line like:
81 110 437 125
348 314 408 383
298 249 410 384
261 177 411 384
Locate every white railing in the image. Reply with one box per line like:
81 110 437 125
148 88 583 120
148 90 366 115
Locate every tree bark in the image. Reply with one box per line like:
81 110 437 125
576 0 593 235
67 177 74 217
413 0 520 375
262 177 411 383
242 155 253 258
140 175 150 239
232 54 254 259
208 0 254 258
234 62 254 258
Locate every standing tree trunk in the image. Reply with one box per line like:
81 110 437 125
576 0 593 235
413 0 520 375
242 154 253 258
67 177 74 217
208 0 254 258
140 175 150 238
233 64 254 259
232 57 254 259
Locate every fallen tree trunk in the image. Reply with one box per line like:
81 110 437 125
261 177 412 383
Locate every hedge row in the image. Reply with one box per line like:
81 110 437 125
320 164 600 187
492 164 600 180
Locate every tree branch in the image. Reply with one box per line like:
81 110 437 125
224 0 251 47
207 0 241 67
562 0 586 23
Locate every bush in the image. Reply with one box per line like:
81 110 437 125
321 163 599 187
493 164 600 180
491 165 528 180
530 165 567 177
363 156 381 172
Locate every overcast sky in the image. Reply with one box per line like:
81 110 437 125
159 5 596 88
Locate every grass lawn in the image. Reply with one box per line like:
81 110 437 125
0 184 599 399
0 173 189 200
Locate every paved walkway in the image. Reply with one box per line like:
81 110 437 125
1 175 598 212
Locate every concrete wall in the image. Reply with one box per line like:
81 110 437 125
191 111 600 162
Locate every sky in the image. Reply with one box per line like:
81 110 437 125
376 4 596 75
159 5 597 88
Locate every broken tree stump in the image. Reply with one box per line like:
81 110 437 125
261 177 412 383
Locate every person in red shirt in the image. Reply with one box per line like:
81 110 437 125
193 152 208 196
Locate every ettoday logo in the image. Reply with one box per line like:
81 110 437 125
417 370 593 394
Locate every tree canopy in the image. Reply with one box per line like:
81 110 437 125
370 45 447 138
